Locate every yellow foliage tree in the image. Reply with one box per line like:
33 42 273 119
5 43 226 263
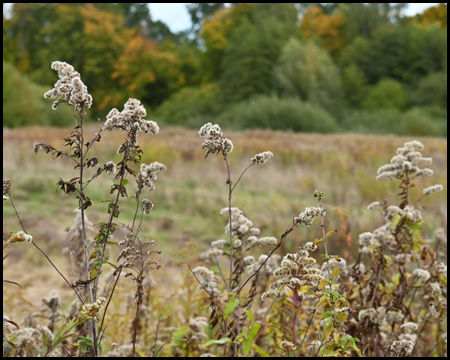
411 3 447 28
300 5 346 58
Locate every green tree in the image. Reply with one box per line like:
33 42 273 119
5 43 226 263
410 72 447 108
273 37 343 112
338 3 406 42
339 24 447 85
362 78 408 111
342 64 368 108
220 4 298 103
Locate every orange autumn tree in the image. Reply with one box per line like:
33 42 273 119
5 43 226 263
299 5 345 58
111 35 187 112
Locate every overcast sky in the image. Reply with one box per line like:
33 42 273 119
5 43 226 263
149 3 441 33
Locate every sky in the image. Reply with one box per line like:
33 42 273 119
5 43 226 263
149 3 441 33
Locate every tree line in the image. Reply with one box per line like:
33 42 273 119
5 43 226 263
3 3 447 136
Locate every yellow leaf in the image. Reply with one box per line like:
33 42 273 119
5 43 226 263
318 279 328 290
314 238 323 246
330 268 341 280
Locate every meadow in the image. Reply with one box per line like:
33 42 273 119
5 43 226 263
3 121 447 356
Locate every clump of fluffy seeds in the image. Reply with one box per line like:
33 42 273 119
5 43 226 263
44 61 92 111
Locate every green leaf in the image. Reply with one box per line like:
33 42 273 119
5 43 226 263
253 343 270 357
390 214 402 229
391 273 400 286
321 311 334 319
324 290 340 299
224 296 239 320
245 309 255 323
114 179 128 186
243 322 261 356
105 261 117 269
203 337 233 347
344 341 362 357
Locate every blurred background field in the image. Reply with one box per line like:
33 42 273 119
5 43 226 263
3 125 447 321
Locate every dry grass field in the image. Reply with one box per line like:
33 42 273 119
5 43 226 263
3 124 447 356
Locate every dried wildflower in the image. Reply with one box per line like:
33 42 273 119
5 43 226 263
141 199 154 215
138 162 166 192
367 201 380 211
11 327 51 357
104 161 117 176
358 307 386 325
261 288 283 301
33 142 54 154
280 340 296 351
211 239 227 249
3 178 11 197
251 151 273 165
80 297 106 321
359 232 374 247
412 268 430 282
386 310 404 324
103 98 159 135
245 254 274 276
244 256 255 265
433 228 447 244
189 317 209 342
428 282 442 297
8 231 33 243
199 122 234 158
86 156 99 168
321 257 347 279
294 207 322 227
44 61 92 111
258 236 277 246
434 261 447 276
42 289 61 312
390 339 414 356
192 266 221 297
220 207 254 238
376 140 436 183
401 322 418 333
423 184 444 195
402 205 422 222
303 242 318 251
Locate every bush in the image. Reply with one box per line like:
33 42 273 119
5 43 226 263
216 95 339 133
410 71 447 108
362 78 409 111
153 84 224 129
340 108 403 135
3 61 81 127
340 107 445 137
398 107 445 137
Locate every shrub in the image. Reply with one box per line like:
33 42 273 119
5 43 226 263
410 71 447 108
217 95 338 133
153 84 224 128
3 61 82 127
362 78 409 111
